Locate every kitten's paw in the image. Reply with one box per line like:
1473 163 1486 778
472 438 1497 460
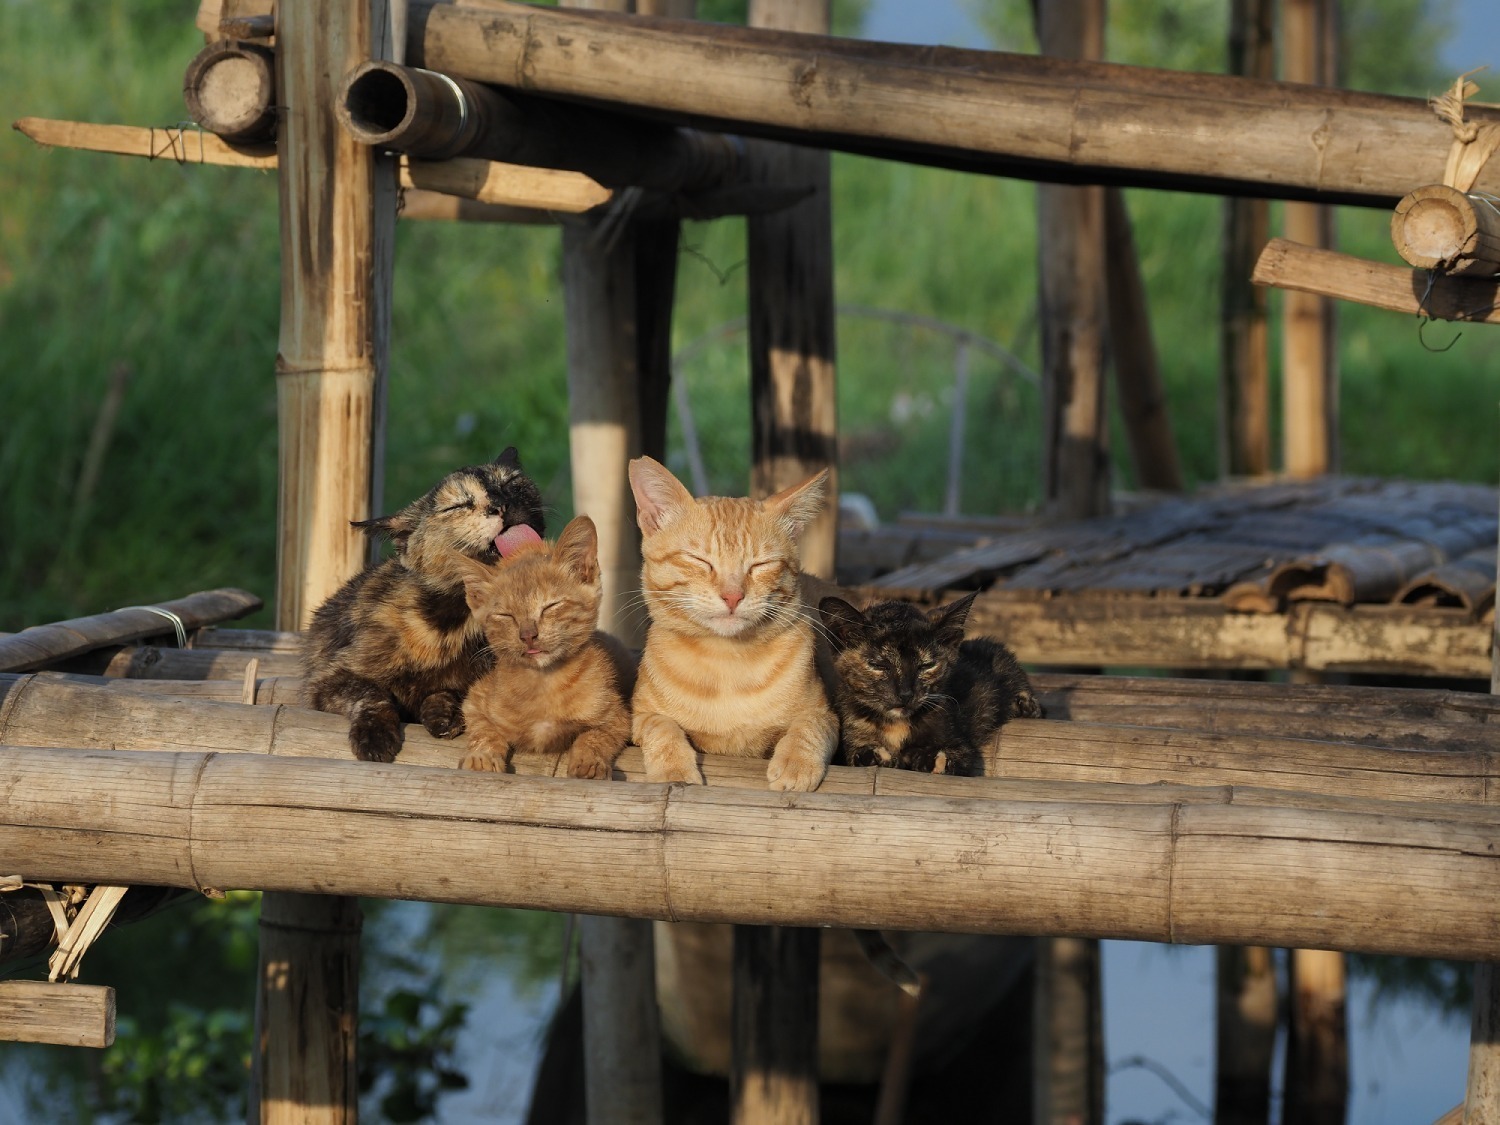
766 749 827 792
459 749 508 773
1010 690 1043 720
648 759 706 785
568 753 614 780
350 707 401 762
420 692 466 739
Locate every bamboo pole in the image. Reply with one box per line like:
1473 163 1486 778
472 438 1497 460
732 925 820 1125
1281 0 1339 479
578 914 662 1125
746 0 838 579
261 0 402 1117
1214 945 1276 1125
0 589 262 673
402 0 1500 207
1284 947 1348 1125
1037 0 1109 525
1392 184 1500 276
1220 0 1274 478
6 745 1500 958
1103 187 1183 493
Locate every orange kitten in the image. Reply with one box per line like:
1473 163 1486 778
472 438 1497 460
455 515 636 780
628 456 837 792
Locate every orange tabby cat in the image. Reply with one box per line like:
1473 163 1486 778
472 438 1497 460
628 455 837 791
454 514 635 779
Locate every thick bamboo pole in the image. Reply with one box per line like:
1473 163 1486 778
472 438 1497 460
1281 0 1339 480
1283 946 1348 1125
1037 0 1109 525
0 589 262 673
1214 945 1276 1125
1465 963 1500 1123
403 0 1500 207
5 745 1500 958
746 0 838 579
578 914 662 1125
264 0 401 1117
732 925 820 1125
1220 0 1274 478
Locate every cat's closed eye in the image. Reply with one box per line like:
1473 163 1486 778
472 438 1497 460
679 552 714 573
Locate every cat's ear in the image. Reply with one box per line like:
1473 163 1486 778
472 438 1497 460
451 552 496 614
819 596 866 650
629 456 695 537
554 515 601 586
352 510 417 550
493 447 522 471
928 591 978 645
765 469 829 535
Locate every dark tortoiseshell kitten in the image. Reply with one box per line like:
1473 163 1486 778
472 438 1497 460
819 591 1041 776
303 448 546 763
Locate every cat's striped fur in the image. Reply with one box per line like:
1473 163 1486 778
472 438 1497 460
627 456 837 792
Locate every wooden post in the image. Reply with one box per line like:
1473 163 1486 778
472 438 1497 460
256 0 400 1119
1103 188 1184 493
1037 0 1110 521
578 915 663 1124
1281 0 1339 478
1036 0 1108 1114
1033 935 1104 1125
1466 963 1500 1123
1214 945 1277 1125
733 2 832 1120
731 925 820 1125
746 0 838 578
1220 0 1274 478
1283 947 1348 1125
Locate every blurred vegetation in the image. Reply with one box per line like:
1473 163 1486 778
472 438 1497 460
0 0 1493 1118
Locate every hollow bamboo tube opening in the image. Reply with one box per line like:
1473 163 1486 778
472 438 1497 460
338 60 479 159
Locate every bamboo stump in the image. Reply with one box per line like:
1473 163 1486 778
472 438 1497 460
1392 184 1500 277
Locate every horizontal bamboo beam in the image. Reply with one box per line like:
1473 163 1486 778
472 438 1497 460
0 982 115 1048
1253 237 1500 324
966 595 1492 678
2 744 1499 959
56 644 304 681
405 0 1500 207
12 117 611 213
3 675 1496 807
0 589 262 674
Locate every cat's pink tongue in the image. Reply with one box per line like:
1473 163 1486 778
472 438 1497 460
495 523 543 558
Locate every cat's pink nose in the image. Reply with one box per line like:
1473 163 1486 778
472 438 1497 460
519 624 538 642
721 590 743 613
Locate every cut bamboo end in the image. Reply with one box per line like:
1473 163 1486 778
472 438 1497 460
183 39 277 144
0 981 115 1048
1391 184 1500 276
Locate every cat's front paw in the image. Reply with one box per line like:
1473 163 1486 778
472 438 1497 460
459 749 508 772
350 705 402 762
766 746 827 792
648 758 705 785
420 691 466 739
1009 690 1043 720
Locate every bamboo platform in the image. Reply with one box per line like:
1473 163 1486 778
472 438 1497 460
853 476 1498 677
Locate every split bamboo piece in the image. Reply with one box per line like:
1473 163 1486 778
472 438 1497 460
0 589 261 674
1253 238 1500 325
0 982 115 1049
1392 184 1500 277
13 117 611 213
3 745 1500 959
403 0 1500 207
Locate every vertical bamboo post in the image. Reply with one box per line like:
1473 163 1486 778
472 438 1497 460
1035 0 1108 1114
255 0 399 1120
1033 935 1104 1125
746 0 838 579
731 2 832 1120
1283 948 1348 1125
1037 0 1111 520
1103 188 1184 493
1214 945 1277 1125
1220 0 1274 478
1281 0 1340 477
579 914 663 1125
731 926 821 1125
1466 963 1500 1123
560 7 683 1122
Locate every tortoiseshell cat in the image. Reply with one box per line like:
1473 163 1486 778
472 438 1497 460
819 591 1041 776
453 514 636 780
303 448 546 763
628 455 838 792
